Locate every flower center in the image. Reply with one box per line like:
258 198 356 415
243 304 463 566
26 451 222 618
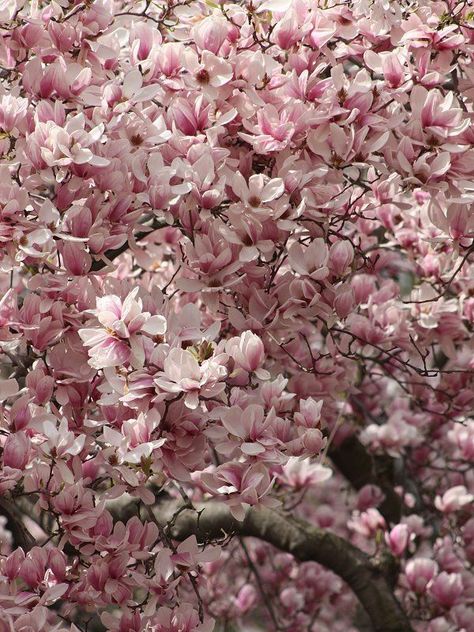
248 195 262 208
130 134 144 147
195 69 210 85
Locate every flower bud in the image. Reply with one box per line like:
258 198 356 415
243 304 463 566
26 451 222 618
3 431 30 469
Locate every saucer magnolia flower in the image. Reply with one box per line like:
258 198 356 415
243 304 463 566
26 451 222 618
170 535 220 570
294 398 324 429
184 50 233 96
435 486 474 513
405 558 438 594
288 239 329 280
280 457 332 490
429 572 464 609
385 524 410 556
38 113 110 168
39 418 85 459
154 603 214 632
119 69 164 107
226 331 270 379
232 172 285 215
348 508 386 538
154 347 227 409
192 16 228 53
79 289 166 369
214 404 278 457
101 412 165 467
3 431 31 470
240 104 297 153
411 86 467 138
234 584 258 615
329 241 354 276
200 462 278 520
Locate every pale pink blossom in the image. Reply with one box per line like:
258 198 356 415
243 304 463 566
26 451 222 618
200 462 278 520
385 524 410 556
231 172 285 215
405 558 438 594
36 114 110 168
226 331 269 379
154 347 227 409
280 457 332 489
429 572 464 609
79 289 166 369
435 486 474 513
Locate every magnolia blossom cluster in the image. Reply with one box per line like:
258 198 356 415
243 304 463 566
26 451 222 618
0 0 473 630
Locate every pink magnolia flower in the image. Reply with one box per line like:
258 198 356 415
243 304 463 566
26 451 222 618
154 603 214 632
239 104 297 153
212 404 279 457
0 379 19 402
357 485 386 511
191 16 229 53
1 1 474 629
169 96 211 136
100 412 166 488
435 486 474 513
39 418 85 459
348 508 386 538
231 172 285 215
288 239 329 280
79 288 166 369
280 457 332 490
234 584 258 615
294 398 324 429
226 331 269 379
87 552 134 604
35 113 110 168
93 516 159 558
170 535 220 570
447 422 474 461
102 609 143 632
0 94 28 132
155 347 227 409
429 572 464 609
184 50 233 98
405 558 438 594
329 241 354 276
385 524 410 557
3 431 31 470
200 462 278 520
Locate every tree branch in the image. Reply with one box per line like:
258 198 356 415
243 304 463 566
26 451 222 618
154 501 413 632
90 218 173 272
0 497 35 551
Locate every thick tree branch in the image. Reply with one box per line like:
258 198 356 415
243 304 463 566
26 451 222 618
6 492 411 630
153 501 413 632
0 497 35 551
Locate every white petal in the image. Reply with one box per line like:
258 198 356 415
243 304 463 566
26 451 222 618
123 69 143 97
256 0 292 12
134 83 162 103
142 315 167 335
0 379 19 401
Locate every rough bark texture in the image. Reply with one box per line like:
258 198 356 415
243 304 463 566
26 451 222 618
157 501 413 632
0 497 35 551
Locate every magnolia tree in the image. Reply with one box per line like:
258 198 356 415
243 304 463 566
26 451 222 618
0 0 474 631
